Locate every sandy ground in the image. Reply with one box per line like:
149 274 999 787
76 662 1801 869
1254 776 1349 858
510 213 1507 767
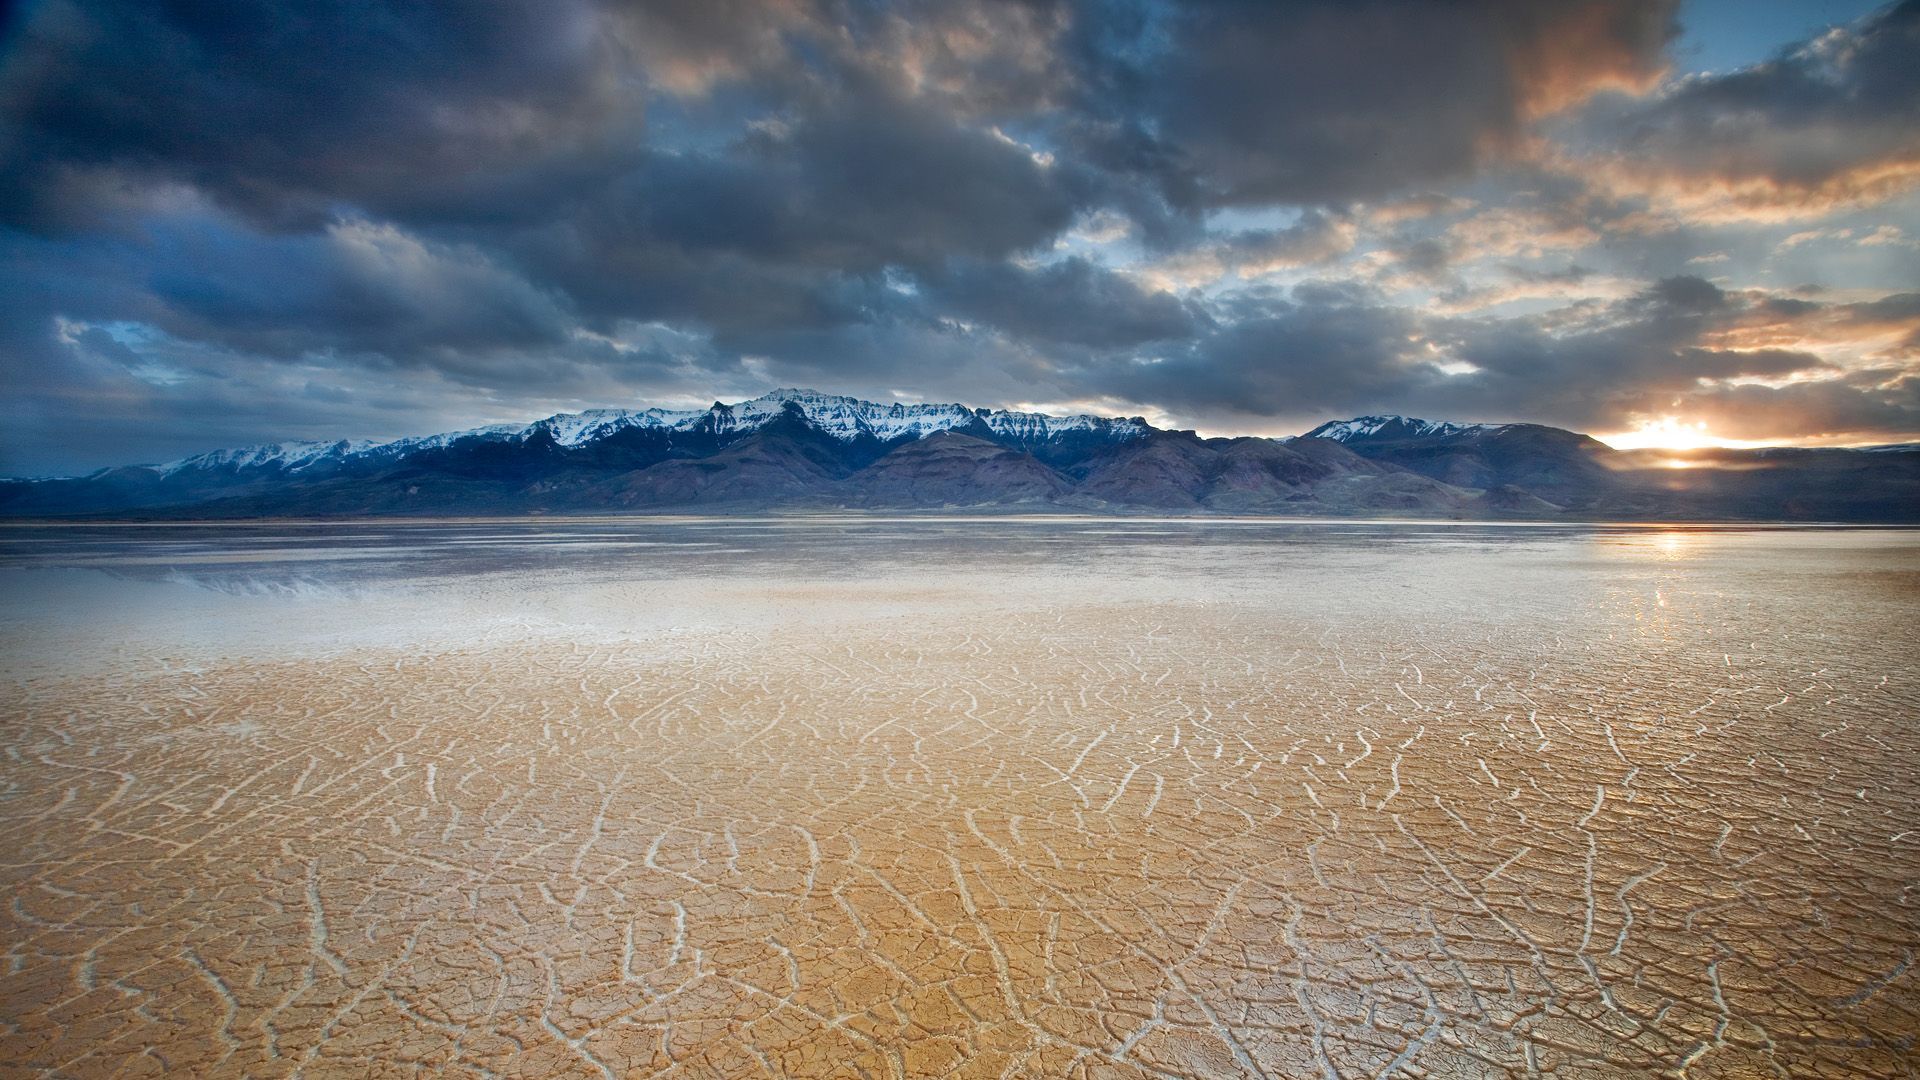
1 523 1916 1077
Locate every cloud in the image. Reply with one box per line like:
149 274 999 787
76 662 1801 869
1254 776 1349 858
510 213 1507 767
1069 0 1677 206
918 257 1199 348
145 217 576 363
1144 211 1359 286
1568 0 1920 219
1667 373 1920 441
1085 281 1428 419
1051 274 1918 443
658 99 1083 271
0 0 637 231
2 0 1918 471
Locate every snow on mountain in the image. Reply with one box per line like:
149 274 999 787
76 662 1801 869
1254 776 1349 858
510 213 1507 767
507 390 994 444
527 409 674 447
156 439 381 477
143 390 1152 478
1303 415 1507 443
982 408 1149 443
372 423 527 455
700 390 978 441
681 389 1148 443
150 402 1550 483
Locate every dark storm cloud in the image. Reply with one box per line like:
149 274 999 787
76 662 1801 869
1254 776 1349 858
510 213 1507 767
0 0 634 232
918 257 1199 348
481 97 1089 357
1071 0 1678 207
0 0 1098 414
2 0 1918 471
536 99 1084 296
148 218 577 362
0 0 1090 235
0 209 576 369
6 0 1680 233
1090 283 1427 415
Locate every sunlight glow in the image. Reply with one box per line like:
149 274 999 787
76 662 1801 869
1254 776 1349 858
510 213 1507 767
1596 417 1759 450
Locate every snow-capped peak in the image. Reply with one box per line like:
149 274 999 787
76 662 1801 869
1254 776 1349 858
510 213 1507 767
140 390 1152 479
155 439 380 477
1303 415 1506 443
517 390 1151 446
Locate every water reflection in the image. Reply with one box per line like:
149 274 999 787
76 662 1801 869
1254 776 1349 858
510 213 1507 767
0 519 1912 682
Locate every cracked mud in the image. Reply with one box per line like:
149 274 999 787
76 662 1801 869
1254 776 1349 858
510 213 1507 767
1 521 1916 1077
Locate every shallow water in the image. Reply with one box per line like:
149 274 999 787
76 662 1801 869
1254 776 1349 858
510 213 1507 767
1 519 1916 1077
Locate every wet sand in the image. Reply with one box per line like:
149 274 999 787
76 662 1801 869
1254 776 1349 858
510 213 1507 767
1 520 1916 1077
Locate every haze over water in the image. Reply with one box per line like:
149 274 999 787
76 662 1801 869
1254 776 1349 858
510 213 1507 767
2 520 1916 1077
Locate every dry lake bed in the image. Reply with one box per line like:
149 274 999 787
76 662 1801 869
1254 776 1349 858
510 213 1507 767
0 518 1915 1079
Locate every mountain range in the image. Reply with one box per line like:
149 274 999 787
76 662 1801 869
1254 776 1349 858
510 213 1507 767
4 390 1917 521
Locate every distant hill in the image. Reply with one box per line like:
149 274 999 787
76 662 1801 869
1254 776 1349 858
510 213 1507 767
4 393 1916 521
1307 413 1920 522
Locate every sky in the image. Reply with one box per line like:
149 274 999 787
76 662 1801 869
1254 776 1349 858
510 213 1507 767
1 0 1917 474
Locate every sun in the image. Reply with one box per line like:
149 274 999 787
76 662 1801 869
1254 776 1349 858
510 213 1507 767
1598 417 1743 451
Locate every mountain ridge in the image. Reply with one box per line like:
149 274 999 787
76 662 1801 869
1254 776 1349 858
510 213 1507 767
111 389 1152 484
1301 414 1510 443
4 390 1916 521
